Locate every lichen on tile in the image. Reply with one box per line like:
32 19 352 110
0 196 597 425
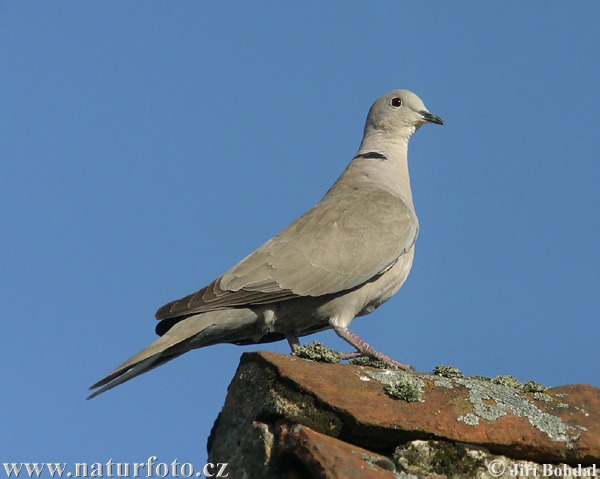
431 365 464 378
455 379 585 445
365 370 425 402
293 341 341 363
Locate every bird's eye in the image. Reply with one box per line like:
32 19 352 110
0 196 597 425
391 97 403 108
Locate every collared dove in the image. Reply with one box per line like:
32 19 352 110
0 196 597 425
88 89 443 399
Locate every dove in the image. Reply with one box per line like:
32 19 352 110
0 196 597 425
88 89 443 399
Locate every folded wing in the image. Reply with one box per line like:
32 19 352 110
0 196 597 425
156 188 418 321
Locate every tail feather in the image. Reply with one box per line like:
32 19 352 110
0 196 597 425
87 354 170 400
88 309 258 399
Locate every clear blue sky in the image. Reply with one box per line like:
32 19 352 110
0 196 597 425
2 2 599 472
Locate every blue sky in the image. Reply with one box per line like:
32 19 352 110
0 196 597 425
2 1 599 472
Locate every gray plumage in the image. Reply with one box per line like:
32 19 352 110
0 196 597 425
88 89 443 399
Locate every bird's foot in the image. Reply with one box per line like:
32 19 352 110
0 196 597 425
365 352 414 371
333 326 415 372
337 351 363 360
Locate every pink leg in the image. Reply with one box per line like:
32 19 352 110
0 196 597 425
334 327 414 371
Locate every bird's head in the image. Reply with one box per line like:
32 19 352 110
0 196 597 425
364 89 444 139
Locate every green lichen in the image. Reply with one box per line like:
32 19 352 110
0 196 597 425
468 375 493 383
492 374 523 389
467 374 549 394
384 374 424 402
490 375 549 393
293 341 341 363
431 365 464 379
349 356 389 369
522 380 549 393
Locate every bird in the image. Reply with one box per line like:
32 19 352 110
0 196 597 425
88 89 443 399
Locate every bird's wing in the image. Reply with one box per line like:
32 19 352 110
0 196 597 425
156 187 418 320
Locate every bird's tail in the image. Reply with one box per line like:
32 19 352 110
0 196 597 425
87 309 257 399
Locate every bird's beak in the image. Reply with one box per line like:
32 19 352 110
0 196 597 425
419 110 444 125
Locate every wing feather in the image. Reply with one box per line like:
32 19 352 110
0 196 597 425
156 188 417 320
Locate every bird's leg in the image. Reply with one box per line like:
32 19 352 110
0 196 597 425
287 334 300 353
333 326 414 371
